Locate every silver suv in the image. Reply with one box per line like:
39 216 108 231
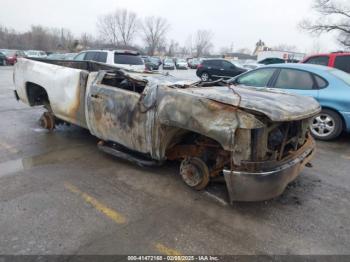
74 50 145 71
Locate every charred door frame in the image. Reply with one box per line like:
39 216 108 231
86 72 151 153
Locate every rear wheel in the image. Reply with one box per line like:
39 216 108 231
200 72 210 82
310 109 343 140
180 157 210 190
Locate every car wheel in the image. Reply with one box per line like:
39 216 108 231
180 157 210 190
310 109 343 140
200 72 210 81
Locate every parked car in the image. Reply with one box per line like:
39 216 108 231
142 56 159 70
0 49 26 65
63 53 78 60
74 50 145 71
301 52 350 74
258 57 285 65
46 53 66 60
162 58 175 70
229 63 350 140
188 58 201 69
14 58 320 202
175 58 188 69
196 59 247 81
152 56 162 66
0 52 7 65
26 50 47 58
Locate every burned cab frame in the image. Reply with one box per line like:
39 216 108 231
14 59 321 203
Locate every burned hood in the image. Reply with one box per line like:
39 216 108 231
180 85 321 121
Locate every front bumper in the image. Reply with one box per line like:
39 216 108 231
223 136 315 202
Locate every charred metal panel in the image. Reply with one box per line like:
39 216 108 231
183 85 321 121
155 87 264 152
87 83 152 153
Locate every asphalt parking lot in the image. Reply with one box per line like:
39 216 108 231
0 66 350 255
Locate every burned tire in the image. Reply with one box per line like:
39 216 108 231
180 157 210 190
39 112 55 130
310 109 343 140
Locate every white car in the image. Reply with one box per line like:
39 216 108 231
74 50 145 71
175 58 188 69
25 50 47 58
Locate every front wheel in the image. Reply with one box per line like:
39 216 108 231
180 157 210 190
39 112 56 130
310 109 343 140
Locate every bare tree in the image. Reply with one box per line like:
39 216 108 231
97 9 138 48
0 24 78 51
97 13 118 46
194 30 213 57
80 33 94 49
115 9 138 47
166 39 180 56
300 0 350 48
141 16 169 56
185 34 194 56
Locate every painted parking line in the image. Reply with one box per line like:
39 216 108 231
154 243 182 256
64 182 183 254
64 182 126 224
0 141 19 154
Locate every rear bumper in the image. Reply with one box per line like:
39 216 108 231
223 136 315 202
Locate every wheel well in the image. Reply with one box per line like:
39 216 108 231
165 131 231 177
26 82 50 106
321 106 345 131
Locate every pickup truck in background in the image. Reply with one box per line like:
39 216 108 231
301 52 350 74
13 58 321 203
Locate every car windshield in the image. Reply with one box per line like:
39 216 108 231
178 59 186 63
165 59 173 63
114 53 143 65
329 68 350 86
149 57 158 63
64 53 77 60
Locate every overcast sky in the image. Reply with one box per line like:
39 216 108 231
0 0 339 53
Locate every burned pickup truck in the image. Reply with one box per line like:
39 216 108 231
13 58 321 202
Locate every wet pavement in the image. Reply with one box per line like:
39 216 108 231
0 66 350 255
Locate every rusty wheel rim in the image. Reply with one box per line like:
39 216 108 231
180 157 210 190
39 112 55 130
